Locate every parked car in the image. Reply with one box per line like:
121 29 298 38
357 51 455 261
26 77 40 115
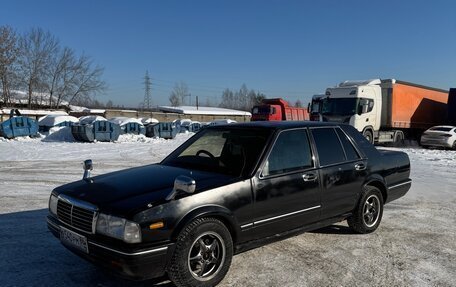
420 125 456 150
47 122 411 287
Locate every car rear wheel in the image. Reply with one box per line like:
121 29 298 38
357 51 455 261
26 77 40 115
453 141 456 150
348 186 383 234
168 218 233 287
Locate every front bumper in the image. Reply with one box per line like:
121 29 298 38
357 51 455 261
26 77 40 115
47 215 173 280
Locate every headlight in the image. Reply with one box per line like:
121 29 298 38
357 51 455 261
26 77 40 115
49 195 58 215
96 213 142 243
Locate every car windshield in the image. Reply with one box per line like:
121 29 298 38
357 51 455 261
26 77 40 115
429 127 453 132
322 98 358 116
161 127 272 176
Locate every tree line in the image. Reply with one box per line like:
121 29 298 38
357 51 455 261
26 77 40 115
0 25 106 109
169 82 266 112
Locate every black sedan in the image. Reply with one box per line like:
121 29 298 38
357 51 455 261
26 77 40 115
47 121 411 287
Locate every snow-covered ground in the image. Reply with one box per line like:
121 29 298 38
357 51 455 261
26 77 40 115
0 137 455 286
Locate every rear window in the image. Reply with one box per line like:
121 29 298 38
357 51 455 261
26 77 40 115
336 128 360 161
311 128 346 166
429 127 453 132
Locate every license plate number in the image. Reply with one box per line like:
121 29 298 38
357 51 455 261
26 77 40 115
60 227 89 254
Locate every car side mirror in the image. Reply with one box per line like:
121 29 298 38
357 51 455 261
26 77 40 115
166 175 196 200
83 159 93 180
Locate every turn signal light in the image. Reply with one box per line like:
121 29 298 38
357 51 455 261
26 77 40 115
149 221 164 230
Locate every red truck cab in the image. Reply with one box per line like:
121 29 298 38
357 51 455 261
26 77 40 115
251 98 309 121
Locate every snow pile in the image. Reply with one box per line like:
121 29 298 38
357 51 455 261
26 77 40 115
108 117 143 126
78 115 107 125
38 115 79 127
139 117 159 125
116 133 158 143
42 127 75 142
0 135 41 142
116 132 194 143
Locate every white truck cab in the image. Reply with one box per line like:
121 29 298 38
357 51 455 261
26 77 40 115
324 79 382 142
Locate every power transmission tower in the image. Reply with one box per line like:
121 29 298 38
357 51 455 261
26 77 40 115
143 70 152 109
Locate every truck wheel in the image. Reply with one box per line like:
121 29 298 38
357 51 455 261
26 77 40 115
168 218 233 287
348 186 383 234
393 132 404 147
363 129 374 144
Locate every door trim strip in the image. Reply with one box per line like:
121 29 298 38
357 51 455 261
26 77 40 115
241 205 321 230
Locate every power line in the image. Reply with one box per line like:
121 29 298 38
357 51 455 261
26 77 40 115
143 70 152 109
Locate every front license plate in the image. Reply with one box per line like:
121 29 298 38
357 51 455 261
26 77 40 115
60 226 89 254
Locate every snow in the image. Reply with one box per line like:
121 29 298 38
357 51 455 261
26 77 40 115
159 105 252 116
78 115 107 125
139 117 159 125
0 142 455 286
38 115 79 127
208 119 237 125
68 105 105 114
1 108 67 116
42 127 76 142
2 90 70 106
108 117 144 126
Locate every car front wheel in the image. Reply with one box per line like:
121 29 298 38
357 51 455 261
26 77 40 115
168 218 233 287
348 186 383 234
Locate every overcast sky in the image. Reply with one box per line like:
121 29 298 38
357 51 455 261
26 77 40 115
1 0 455 107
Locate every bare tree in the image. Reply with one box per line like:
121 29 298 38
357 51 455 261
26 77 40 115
65 54 106 106
220 84 266 111
18 28 59 108
295 99 303 107
169 81 189 106
220 88 234 108
0 26 19 105
46 46 74 108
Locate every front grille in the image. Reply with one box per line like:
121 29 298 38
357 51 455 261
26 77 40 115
57 199 96 233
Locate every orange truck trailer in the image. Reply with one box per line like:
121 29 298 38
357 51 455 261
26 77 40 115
251 98 309 121
319 79 448 145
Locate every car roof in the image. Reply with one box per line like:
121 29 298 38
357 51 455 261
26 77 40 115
211 121 343 130
429 125 456 129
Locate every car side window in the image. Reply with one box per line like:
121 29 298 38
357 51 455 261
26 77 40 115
262 129 313 177
311 128 346 166
336 128 360 161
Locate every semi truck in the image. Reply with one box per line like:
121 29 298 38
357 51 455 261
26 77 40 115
317 79 448 145
251 98 309 121
448 88 456 125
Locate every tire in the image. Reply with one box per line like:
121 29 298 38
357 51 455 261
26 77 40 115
363 129 374 144
168 218 233 287
392 133 404 147
453 141 456 150
348 186 383 234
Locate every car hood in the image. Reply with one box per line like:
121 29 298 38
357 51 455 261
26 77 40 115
53 164 235 217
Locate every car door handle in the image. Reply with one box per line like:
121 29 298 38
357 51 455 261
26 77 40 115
355 163 366 171
302 173 317 182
